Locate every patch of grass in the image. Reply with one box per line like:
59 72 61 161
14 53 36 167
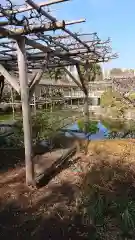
77 141 135 239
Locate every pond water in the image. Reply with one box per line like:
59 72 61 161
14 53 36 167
64 122 109 140
1 109 135 144
63 119 135 140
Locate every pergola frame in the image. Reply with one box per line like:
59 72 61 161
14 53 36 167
0 0 116 186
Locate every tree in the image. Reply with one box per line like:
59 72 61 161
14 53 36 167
100 89 128 118
48 68 67 82
76 63 102 135
77 119 99 154
79 63 102 82
74 38 116 154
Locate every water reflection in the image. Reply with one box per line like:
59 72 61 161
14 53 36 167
64 121 109 140
64 119 135 140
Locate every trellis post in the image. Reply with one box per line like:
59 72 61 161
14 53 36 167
10 87 15 120
16 37 35 186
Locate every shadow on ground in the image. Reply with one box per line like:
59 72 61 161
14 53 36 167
0 181 93 240
0 140 135 239
0 133 75 173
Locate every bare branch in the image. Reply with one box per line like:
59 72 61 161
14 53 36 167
0 0 70 17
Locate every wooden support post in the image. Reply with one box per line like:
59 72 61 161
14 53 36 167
84 94 89 132
16 37 35 186
70 87 73 108
46 97 47 111
78 98 79 107
33 92 36 115
10 87 15 120
50 86 52 113
45 87 48 111
51 101 53 113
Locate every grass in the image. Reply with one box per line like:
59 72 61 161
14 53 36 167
0 113 14 121
0 112 22 121
78 140 135 239
0 139 135 239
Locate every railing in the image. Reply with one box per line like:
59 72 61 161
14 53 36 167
64 90 104 98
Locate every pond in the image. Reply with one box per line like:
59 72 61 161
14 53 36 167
63 119 135 140
64 122 109 140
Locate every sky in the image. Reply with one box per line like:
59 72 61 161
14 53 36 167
54 0 135 70
1 0 135 70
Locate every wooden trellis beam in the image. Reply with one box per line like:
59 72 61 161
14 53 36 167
76 64 87 95
26 0 63 22
38 35 69 52
0 43 16 51
0 64 20 93
29 67 47 98
0 62 76 70
0 0 70 17
0 62 43 94
26 0 89 50
0 27 83 66
0 21 65 37
63 67 83 91
0 18 84 37
52 32 97 39
25 38 82 65
28 72 37 87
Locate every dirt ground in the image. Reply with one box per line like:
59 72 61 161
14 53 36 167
1 139 135 239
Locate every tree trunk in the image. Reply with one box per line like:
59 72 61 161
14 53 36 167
84 93 89 133
16 37 35 186
84 93 89 154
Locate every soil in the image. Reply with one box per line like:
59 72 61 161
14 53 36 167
0 139 135 239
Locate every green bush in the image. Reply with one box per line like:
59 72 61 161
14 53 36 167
77 119 99 135
2 110 80 148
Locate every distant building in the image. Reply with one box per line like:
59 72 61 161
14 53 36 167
103 68 135 79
